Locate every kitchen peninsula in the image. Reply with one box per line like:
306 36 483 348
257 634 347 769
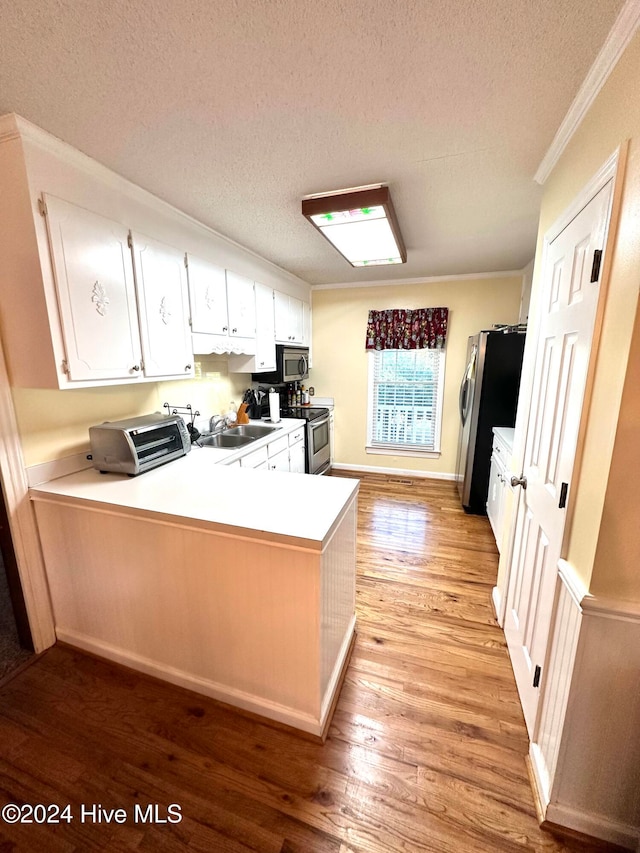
30 452 359 738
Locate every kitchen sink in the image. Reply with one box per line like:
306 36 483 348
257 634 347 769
199 433 255 448
226 424 281 438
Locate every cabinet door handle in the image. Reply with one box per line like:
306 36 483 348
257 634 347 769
184 364 192 372
222 326 228 332
232 328 237 334
131 364 141 372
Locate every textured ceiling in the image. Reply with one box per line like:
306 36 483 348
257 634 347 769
0 0 625 284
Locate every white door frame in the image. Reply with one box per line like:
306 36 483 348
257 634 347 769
501 143 627 729
0 335 56 652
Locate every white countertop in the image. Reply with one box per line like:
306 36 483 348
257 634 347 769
30 423 359 550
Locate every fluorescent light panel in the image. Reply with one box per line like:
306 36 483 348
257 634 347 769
302 186 406 267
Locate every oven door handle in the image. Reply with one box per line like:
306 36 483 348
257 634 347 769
310 415 329 429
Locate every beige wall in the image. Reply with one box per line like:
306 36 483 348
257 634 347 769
12 356 250 467
518 30 640 600
310 276 522 476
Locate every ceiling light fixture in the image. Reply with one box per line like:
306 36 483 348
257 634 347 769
301 184 406 267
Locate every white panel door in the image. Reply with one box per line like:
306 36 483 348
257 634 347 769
131 233 194 378
187 255 228 336
504 179 613 735
43 194 142 381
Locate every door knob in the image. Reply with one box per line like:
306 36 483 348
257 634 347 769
511 475 528 489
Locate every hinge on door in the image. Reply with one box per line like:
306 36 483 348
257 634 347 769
127 232 133 250
61 359 69 376
590 249 602 283
38 198 47 217
559 482 569 509
533 665 541 688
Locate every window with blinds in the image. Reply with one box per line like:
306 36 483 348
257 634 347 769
367 348 445 453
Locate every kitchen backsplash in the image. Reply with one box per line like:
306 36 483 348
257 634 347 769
12 354 251 467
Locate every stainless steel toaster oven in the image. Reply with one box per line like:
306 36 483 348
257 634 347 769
89 413 191 475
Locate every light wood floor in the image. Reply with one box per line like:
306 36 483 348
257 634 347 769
0 474 621 851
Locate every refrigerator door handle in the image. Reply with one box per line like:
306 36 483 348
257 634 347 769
459 346 477 425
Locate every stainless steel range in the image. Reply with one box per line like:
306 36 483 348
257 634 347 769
283 406 330 475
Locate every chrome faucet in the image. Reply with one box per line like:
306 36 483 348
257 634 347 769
209 415 228 433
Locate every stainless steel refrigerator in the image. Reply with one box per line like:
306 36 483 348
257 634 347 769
456 329 526 514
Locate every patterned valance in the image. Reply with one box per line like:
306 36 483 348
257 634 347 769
365 307 449 350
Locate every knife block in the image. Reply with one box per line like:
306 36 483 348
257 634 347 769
236 403 250 424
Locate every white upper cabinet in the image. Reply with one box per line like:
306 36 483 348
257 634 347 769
0 117 311 389
274 291 305 344
188 256 256 354
188 256 228 336
226 271 256 339
227 281 276 374
42 195 143 382
253 282 276 371
130 233 194 378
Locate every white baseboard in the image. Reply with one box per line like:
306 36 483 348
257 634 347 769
57 628 326 736
320 615 356 723
545 802 639 851
491 585 503 626
331 462 456 481
530 741 638 849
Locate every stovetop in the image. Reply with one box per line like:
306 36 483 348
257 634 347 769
281 406 329 422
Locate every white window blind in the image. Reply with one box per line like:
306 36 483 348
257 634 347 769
368 348 445 453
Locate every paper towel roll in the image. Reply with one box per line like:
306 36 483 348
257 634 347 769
269 391 280 423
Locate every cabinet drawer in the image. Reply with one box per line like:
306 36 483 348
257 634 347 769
267 434 289 457
288 427 305 446
491 429 514 466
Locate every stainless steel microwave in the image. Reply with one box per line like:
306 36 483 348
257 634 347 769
253 345 309 384
89 413 191 475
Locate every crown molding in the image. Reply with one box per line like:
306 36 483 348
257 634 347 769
0 112 21 144
535 0 640 185
310 269 524 290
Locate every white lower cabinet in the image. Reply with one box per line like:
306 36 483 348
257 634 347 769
235 425 306 473
267 434 289 471
289 426 306 473
486 428 514 551
239 445 268 470
269 447 290 471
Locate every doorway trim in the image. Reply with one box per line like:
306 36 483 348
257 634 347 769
0 335 55 652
